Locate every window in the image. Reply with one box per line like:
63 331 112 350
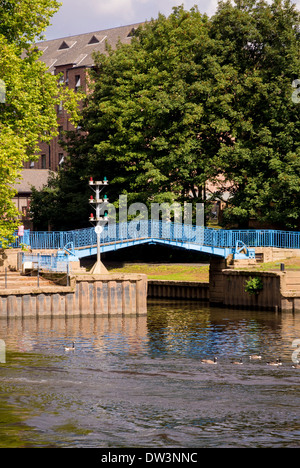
75 75 81 92
0 79 6 104
127 28 137 37
57 101 63 114
88 35 100 45
58 40 76 51
58 40 70 50
41 154 46 169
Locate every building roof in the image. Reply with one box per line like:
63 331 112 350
35 23 143 73
13 169 53 194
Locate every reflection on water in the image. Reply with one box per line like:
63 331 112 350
0 300 299 448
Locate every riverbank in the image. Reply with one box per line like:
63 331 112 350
107 262 210 282
148 280 209 301
0 274 147 319
108 260 300 312
1 259 300 317
107 257 300 279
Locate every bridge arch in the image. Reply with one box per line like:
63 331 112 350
16 221 259 260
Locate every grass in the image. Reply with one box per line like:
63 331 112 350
107 263 210 282
248 257 300 272
106 256 300 282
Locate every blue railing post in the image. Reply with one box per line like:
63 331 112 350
270 230 275 248
37 253 40 287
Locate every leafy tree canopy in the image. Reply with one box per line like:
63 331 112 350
0 0 60 49
209 0 300 228
32 0 300 230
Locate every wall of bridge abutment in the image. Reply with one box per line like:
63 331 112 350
209 257 300 312
254 247 300 263
0 274 148 319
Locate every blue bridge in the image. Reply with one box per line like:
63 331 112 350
15 221 300 266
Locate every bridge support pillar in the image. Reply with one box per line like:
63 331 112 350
209 257 227 305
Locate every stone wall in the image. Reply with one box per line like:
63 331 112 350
148 280 209 301
209 257 226 304
222 270 282 310
210 261 300 312
0 274 147 319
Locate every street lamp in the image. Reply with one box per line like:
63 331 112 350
89 177 109 274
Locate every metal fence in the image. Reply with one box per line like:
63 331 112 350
11 222 300 251
22 253 71 273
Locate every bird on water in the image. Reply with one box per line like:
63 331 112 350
201 357 218 365
249 355 262 361
267 358 282 367
65 342 75 352
232 358 243 365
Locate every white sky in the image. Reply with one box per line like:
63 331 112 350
45 0 300 40
45 0 219 39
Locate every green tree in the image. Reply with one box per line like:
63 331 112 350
208 0 300 228
30 169 91 231
0 0 80 245
36 6 217 229
32 1 300 230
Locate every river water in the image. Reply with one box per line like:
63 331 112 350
0 300 299 448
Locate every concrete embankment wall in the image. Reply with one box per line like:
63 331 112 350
0 274 147 318
1 256 300 316
210 258 300 312
148 273 296 312
221 270 282 310
255 247 300 263
148 280 209 301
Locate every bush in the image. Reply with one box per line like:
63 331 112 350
245 277 263 296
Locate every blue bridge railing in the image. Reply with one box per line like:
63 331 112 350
12 221 300 252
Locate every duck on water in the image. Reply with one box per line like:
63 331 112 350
201 357 218 365
65 342 75 352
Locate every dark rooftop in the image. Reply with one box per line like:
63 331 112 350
13 169 53 193
35 23 144 73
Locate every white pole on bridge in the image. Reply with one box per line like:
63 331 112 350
89 177 109 275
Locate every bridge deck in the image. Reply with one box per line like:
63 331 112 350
12 221 300 261
73 236 235 259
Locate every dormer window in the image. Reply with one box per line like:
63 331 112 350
58 40 70 50
127 28 137 37
88 35 100 45
58 40 77 50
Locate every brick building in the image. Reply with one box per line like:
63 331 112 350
15 23 142 228
12 169 51 229
23 23 143 171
